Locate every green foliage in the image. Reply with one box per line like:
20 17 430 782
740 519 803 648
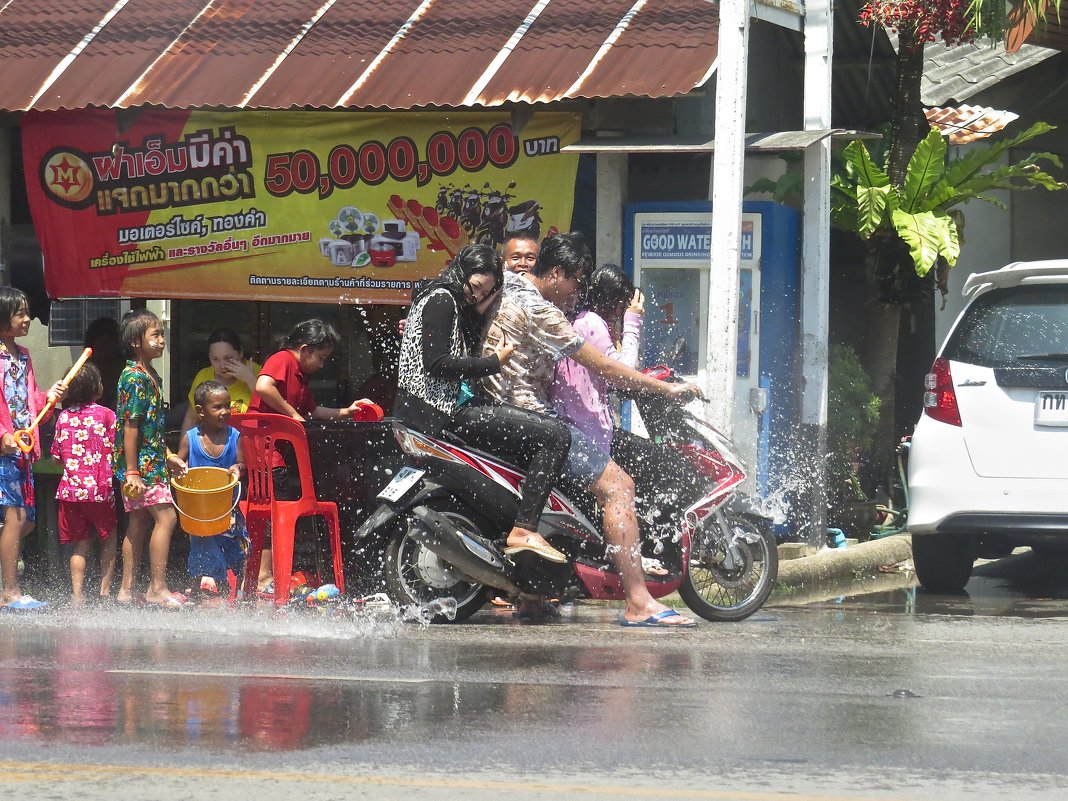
744 171 804 204
827 344 883 504
831 123 1066 277
828 344 882 460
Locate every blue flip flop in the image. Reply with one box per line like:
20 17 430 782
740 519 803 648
3 595 49 612
619 609 696 628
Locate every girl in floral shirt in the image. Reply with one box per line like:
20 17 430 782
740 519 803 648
51 362 117 607
0 287 66 610
113 310 188 608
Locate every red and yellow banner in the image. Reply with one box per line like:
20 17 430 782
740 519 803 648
22 109 580 304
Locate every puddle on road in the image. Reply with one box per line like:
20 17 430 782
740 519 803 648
773 547 1068 619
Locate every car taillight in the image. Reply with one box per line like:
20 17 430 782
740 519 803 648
923 357 962 426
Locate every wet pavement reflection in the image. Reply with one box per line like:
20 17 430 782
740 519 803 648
2 546 1068 799
791 547 1068 618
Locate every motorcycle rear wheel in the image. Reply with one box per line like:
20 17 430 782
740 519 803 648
679 513 777 622
383 509 491 623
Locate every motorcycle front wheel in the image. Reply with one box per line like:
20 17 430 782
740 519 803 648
679 513 778 622
383 509 491 623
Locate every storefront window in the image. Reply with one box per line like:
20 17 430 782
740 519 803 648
171 300 401 418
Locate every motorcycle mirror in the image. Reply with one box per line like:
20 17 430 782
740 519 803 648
507 181 516 189
670 336 686 366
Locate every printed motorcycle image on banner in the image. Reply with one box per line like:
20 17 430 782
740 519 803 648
22 109 581 304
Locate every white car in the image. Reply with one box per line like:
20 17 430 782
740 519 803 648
908 260 1068 592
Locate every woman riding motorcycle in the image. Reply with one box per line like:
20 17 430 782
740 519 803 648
393 244 572 564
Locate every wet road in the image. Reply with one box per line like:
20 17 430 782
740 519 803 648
2 550 1067 800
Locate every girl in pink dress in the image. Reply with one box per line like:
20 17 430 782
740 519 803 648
52 362 117 607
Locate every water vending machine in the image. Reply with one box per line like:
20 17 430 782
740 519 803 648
623 200 800 513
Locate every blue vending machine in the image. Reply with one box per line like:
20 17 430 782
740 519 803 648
623 200 800 526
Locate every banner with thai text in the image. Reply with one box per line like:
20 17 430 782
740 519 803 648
22 109 580 304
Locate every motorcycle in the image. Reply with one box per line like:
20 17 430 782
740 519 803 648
506 198 542 241
354 351 778 624
474 181 516 247
434 184 452 216
460 183 485 236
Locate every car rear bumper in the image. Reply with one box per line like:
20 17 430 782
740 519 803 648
908 417 1068 539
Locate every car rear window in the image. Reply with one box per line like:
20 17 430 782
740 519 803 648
943 285 1068 368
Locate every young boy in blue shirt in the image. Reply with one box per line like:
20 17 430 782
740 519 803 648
177 380 248 598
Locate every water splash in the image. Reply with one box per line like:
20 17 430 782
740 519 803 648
3 597 408 641
402 596 457 627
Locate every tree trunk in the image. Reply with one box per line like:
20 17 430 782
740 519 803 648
888 30 929 186
861 296 902 493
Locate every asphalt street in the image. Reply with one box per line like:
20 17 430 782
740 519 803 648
1 549 1066 800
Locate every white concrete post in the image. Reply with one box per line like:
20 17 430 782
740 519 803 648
800 0 834 548
596 153 627 267
706 0 751 435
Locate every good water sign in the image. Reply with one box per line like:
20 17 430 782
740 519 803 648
639 223 713 260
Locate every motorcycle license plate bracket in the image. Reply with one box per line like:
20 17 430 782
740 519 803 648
377 466 425 502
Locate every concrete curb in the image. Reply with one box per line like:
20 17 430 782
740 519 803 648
776 534 913 589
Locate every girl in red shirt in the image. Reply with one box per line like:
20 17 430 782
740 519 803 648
248 319 370 593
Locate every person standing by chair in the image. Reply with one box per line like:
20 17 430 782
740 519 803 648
247 319 371 594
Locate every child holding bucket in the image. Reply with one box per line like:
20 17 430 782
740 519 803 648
175 380 248 598
0 287 68 610
51 362 117 607
113 309 188 609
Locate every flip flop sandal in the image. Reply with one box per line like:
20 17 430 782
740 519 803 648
619 609 697 628
503 541 567 564
143 592 192 610
641 557 669 577
2 595 48 612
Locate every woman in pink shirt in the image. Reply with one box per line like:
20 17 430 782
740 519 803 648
551 264 644 454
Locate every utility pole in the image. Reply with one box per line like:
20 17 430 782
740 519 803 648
799 0 834 548
705 0 751 435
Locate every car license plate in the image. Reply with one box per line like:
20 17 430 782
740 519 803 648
377 466 425 502
1034 391 1068 426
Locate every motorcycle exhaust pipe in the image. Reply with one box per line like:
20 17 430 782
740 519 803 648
409 506 521 595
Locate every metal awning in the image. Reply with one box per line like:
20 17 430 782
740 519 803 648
563 129 881 154
0 0 719 112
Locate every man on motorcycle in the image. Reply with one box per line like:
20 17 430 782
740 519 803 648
482 232 702 627
501 232 539 275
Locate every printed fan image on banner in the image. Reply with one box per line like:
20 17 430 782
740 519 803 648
23 109 581 305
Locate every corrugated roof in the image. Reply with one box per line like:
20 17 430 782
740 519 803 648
563 129 882 153
925 105 1020 145
0 0 720 112
919 37 1058 106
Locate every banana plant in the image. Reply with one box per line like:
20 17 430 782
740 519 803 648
831 122 1066 277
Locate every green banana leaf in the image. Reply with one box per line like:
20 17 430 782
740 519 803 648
892 209 960 276
900 128 947 213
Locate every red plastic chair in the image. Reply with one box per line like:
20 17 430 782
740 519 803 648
228 412 347 605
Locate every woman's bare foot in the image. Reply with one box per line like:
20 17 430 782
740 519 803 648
503 527 566 563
